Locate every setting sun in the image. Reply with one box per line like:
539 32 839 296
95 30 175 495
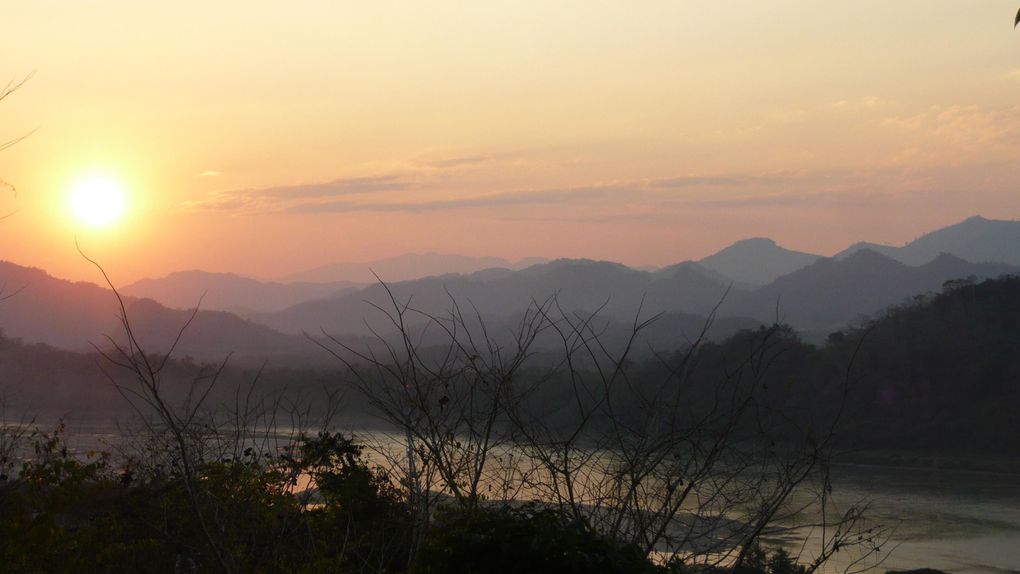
68 175 127 228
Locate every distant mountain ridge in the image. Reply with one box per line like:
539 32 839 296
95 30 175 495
122 270 359 314
284 253 549 283
253 258 747 337
254 248 1018 339
835 216 1020 266
733 249 1018 331
0 261 315 364
697 237 822 286
2 215 1016 360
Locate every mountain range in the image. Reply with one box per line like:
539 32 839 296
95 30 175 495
121 216 1019 318
0 261 320 365
252 258 743 337
1 215 1016 362
122 271 359 314
834 215 1020 266
731 250 1017 330
696 237 821 286
283 253 549 283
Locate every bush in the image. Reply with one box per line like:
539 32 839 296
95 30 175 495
414 504 663 574
0 427 411 573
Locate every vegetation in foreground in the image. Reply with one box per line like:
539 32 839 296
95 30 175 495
0 423 818 574
5 275 1015 572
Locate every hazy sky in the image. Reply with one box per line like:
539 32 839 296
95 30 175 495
1 1 1018 282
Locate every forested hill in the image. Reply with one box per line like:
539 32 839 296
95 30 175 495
686 274 1020 456
624 274 1020 460
829 274 1020 454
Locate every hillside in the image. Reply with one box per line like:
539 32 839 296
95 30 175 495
0 261 317 364
122 270 359 314
254 259 746 337
285 253 548 283
835 215 1020 266
824 274 1020 453
0 333 341 419
0 261 122 351
697 237 822 286
733 250 1018 331
626 275 1020 455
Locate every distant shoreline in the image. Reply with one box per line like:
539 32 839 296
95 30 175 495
835 449 1020 476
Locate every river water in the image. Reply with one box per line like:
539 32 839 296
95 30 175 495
809 462 1020 574
14 420 1020 573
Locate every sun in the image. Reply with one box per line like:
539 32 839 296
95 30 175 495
68 175 127 228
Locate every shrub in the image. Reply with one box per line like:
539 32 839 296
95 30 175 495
414 504 662 574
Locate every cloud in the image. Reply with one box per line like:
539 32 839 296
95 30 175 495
882 104 1020 163
180 166 922 218
286 186 630 214
197 170 221 177
650 176 744 188
254 175 408 198
498 187 900 224
680 189 892 209
182 175 409 213
827 96 890 111
650 173 798 189
422 155 494 169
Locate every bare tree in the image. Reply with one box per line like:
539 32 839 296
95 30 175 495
321 282 893 572
80 250 347 573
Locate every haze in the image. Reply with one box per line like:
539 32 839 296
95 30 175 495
1 1 1018 282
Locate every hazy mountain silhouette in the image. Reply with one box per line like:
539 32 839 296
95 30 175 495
733 249 1018 331
0 335 124 416
255 259 745 337
118 298 315 363
285 253 548 283
0 261 123 350
0 332 342 418
697 238 822 286
0 261 314 364
122 270 359 314
832 241 901 260
653 260 741 287
835 216 1020 266
3 216 1016 362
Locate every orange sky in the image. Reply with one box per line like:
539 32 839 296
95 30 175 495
1 1 1018 283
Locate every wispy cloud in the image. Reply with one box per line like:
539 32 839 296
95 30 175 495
827 96 891 111
650 176 744 188
256 175 408 197
680 189 893 209
196 170 221 177
182 175 409 213
422 155 494 169
286 186 629 214
179 165 944 218
881 104 1020 163
650 173 798 189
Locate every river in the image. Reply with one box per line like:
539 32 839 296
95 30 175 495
13 419 1020 573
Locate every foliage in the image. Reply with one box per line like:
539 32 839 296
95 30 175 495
820 275 1020 453
413 504 663 574
325 282 888 573
0 427 410 573
0 423 816 574
635 276 1020 455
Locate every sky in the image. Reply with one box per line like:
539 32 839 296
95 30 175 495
1 1 1018 283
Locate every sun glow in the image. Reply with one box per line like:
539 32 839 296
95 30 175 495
68 175 127 228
